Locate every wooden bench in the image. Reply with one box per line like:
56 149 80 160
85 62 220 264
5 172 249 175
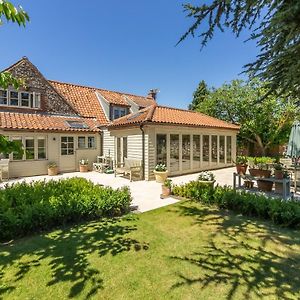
114 158 142 181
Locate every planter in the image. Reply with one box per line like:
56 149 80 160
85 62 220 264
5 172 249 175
249 169 271 178
48 166 58 176
161 185 171 197
275 182 283 194
274 170 284 179
257 180 273 192
236 164 248 175
79 164 89 172
154 170 168 183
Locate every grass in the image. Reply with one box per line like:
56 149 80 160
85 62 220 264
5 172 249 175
1 200 300 299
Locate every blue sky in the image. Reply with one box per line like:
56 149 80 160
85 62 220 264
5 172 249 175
0 1 258 108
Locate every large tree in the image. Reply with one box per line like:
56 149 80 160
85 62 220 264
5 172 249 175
191 79 298 156
179 1 300 100
188 80 210 110
0 1 28 156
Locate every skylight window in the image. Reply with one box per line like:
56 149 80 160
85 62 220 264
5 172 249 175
66 120 89 129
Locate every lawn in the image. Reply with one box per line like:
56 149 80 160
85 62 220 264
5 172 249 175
1 200 300 299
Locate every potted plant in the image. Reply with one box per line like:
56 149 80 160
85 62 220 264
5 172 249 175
48 162 58 176
161 179 172 197
154 163 168 183
273 163 285 179
235 156 248 175
198 171 216 187
79 159 89 172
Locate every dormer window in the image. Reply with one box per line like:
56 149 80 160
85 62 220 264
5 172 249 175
112 106 127 120
0 89 41 109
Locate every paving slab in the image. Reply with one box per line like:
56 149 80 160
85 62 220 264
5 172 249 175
0 167 236 212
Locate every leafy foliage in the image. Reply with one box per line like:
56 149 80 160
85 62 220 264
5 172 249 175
0 135 23 156
191 79 298 155
173 181 300 228
179 0 300 99
0 177 132 241
188 80 210 110
0 1 29 89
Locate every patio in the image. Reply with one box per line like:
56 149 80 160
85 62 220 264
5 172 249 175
0 167 235 213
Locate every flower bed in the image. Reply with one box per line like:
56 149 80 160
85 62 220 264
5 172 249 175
173 181 300 228
0 177 132 242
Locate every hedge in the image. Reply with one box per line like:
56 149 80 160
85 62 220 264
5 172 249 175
0 177 132 241
173 181 300 228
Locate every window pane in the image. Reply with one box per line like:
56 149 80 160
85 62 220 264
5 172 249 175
21 92 30 107
34 93 41 108
182 135 191 170
193 135 201 169
219 136 225 163
114 109 120 120
156 134 167 165
170 134 179 172
78 136 86 149
25 139 35 160
0 90 7 105
117 138 121 163
61 137 74 155
226 136 232 163
211 135 218 163
10 91 19 106
88 136 95 148
203 135 209 162
38 138 46 159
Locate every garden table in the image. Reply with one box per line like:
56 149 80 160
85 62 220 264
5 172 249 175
233 172 291 200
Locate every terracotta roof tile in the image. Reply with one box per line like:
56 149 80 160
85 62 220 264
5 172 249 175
49 80 155 123
109 105 240 130
0 112 100 132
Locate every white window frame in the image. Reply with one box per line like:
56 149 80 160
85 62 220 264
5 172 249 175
112 107 127 120
0 89 41 109
78 136 86 149
37 137 47 160
61 136 74 156
87 136 96 149
0 90 8 105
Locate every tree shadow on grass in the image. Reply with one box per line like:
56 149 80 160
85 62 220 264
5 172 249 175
170 202 300 299
0 215 148 299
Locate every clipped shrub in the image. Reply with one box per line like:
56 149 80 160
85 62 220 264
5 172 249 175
173 181 300 228
0 177 132 241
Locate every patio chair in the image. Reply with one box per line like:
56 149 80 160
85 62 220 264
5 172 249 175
0 159 10 181
114 158 142 181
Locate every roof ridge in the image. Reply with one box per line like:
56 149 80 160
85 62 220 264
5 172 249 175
49 79 150 99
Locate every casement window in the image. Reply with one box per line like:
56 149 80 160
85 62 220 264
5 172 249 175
37 137 46 159
10 91 19 106
77 136 96 149
78 136 86 149
182 135 191 170
112 107 127 120
88 136 95 149
0 89 41 109
0 90 7 105
226 136 232 164
211 135 218 163
61 137 74 155
25 137 35 160
219 136 225 163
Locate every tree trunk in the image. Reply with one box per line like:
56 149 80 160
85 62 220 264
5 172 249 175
254 135 267 156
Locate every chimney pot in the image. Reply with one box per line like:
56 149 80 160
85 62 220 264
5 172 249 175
148 89 159 101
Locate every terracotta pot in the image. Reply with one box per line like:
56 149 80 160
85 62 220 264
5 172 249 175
236 164 248 175
161 185 171 197
79 164 89 172
257 180 273 192
154 170 168 183
249 169 271 178
48 166 58 176
274 170 284 179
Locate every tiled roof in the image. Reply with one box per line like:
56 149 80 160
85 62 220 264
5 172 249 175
0 112 100 132
49 80 155 123
109 105 240 130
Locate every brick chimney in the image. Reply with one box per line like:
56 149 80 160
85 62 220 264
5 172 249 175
148 89 159 101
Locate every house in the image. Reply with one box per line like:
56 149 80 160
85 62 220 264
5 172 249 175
0 57 239 179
